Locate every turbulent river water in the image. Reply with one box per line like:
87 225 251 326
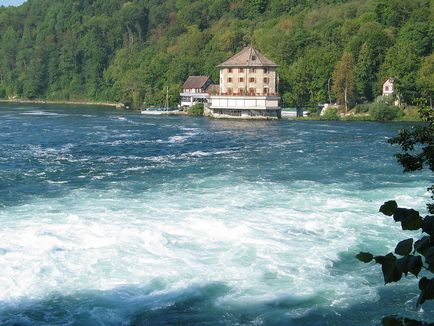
0 104 432 325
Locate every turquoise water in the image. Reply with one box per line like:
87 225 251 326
0 104 431 325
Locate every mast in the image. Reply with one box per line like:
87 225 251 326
166 86 169 110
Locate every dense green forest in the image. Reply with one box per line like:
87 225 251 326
0 0 432 109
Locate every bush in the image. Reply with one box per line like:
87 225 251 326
320 108 340 121
354 103 370 114
306 107 320 116
187 103 204 116
369 100 402 121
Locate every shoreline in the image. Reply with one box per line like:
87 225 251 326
0 99 125 108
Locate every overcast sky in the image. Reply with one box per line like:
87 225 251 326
0 0 26 6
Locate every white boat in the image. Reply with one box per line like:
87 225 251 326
141 86 179 115
141 107 169 115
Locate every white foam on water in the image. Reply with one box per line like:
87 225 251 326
20 110 69 117
0 178 426 321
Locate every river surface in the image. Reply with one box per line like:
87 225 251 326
0 104 432 325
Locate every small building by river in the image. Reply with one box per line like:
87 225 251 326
207 47 281 119
180 76 214 109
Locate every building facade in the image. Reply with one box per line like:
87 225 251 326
180 76 213 108
382 78 394 96
208 47 281 119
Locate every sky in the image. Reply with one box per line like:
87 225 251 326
0 0 26 6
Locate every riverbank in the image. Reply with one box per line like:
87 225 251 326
0 99 125 108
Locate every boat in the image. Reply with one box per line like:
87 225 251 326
141 87 179 115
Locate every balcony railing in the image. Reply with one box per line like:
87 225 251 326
208 91 280 97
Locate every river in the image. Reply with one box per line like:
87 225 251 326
0 104 431 325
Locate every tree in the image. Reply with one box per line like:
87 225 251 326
354 42 374 101
286 58 311 117
417 54 434 107
332 52 355 113
357 107 434 325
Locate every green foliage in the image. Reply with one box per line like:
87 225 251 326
320 108 340 121
357 107 434 325
369 98 401 121
187 103 204 116
332 52 356 112
0 0 431 107
354 103 370 114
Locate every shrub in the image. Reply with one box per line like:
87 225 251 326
354 103 370 114
306 107 320 116
320 108 340 121
187 103 204 116
369 100 402 121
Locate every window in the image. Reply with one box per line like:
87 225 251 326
239 77 244 83
249 77 255 83
228 68 232 73
239 68 244 73
263 77 269 83
228 77 232 83
227 88 233 95
264 68 268 73
385 86 389 91
263 88 269 95
252 55 256 61
249 68 256 73
249 88 255 96
239 88 244 95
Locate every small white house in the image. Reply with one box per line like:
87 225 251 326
180 76 214 108
382 78 394 96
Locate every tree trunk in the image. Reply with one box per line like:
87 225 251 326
296 107 303 117
344 85 348 114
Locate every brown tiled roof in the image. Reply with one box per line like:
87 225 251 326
182 76 211 89
206 84 220 94
217 46 278 68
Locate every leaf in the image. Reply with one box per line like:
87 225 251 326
419 277 429 291
382 316 405 326
407 255 423 277
356 252 374 263
375 253 403 284
380 201 398 216
422 216 434 236
381 316 425 326
395 238 413 256
417 277 434 306
393 208 423 230
396 255 423 277
414 236 431 255
424 247 434 273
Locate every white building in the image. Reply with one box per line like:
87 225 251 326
180 76 214 108
382 78 394 96
208 47 281 119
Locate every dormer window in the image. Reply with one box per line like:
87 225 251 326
252 55 256 61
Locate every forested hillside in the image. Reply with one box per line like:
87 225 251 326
0 0 432 108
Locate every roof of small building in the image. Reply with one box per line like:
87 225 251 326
206 84 220 94
217 46 278 68
182 76 211 89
